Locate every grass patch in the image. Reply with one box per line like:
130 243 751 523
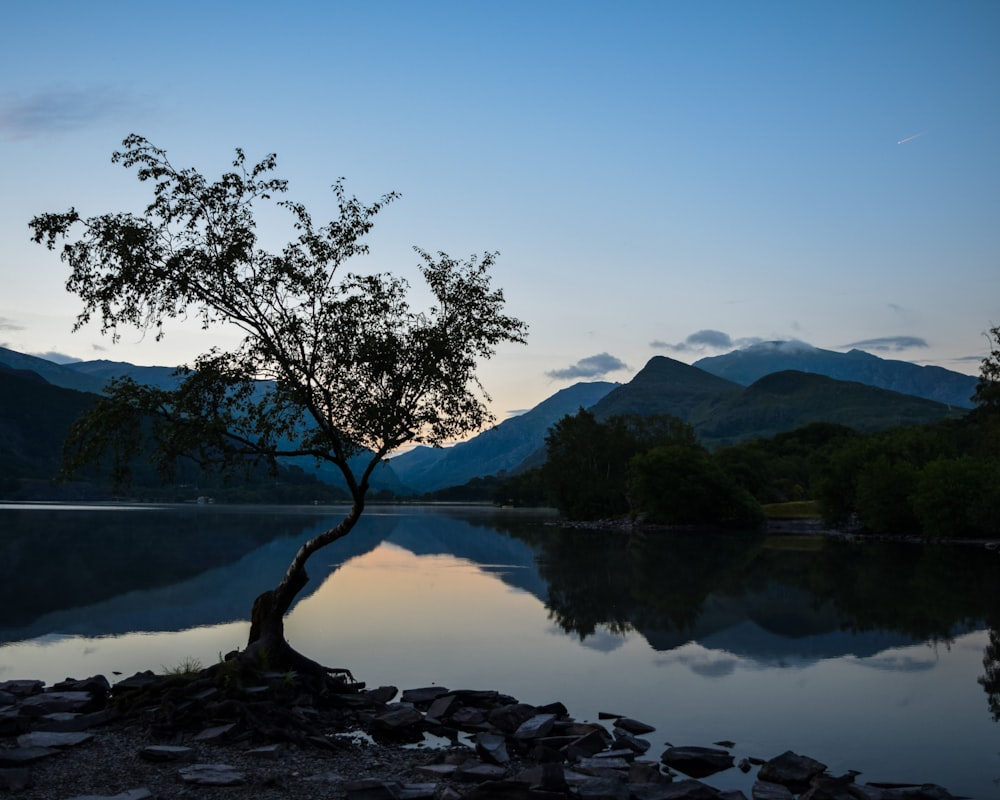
762 500 820 519
161 656 204 677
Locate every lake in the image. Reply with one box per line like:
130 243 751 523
0 502 997 798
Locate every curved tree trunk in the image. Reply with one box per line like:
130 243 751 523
241 499 364 675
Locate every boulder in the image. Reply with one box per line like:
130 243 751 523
758 751 827 791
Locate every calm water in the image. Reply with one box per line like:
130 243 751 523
1 503 998 798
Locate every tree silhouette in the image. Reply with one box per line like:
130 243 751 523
29 135 526 675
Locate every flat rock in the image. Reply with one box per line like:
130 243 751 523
661 746 734 779
513 713 557 740
0 746 60 764
634 779 721 799
192 722 236 741
488 702 537 733
576 756 631 772
476 732 510 765
247 743 283 759
0 680 44 697
16 730 93 748
568 729 610 759
18 691 93 715
375 706 424 729
426 694 458 721
399 782 440 799
401 687 450 705
614 717 656 735
456 762 508 782
366 686 399 704
614 729 651 754
576 775 630 800
451 706 488 727
752 781 795 800
177 763 245 786
139 745 196 762
416 763 459 778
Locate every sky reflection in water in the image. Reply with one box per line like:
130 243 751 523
0 504 996 798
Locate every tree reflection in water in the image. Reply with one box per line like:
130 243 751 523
502 520 1000 722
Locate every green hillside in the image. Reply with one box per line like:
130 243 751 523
692 370 965 447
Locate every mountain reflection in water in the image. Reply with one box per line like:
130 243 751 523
1 504 998 798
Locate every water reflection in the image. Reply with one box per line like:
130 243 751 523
2 505 998 669
499 523 999 657
1 504 998 797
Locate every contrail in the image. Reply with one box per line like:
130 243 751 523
896 131 927 145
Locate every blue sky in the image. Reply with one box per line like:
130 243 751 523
2 1 998 422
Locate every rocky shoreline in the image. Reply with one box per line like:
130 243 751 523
0 671 963 800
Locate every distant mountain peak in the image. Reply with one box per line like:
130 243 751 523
694 342 977 409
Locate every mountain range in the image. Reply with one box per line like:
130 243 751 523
693 340 977 409
0 342 974 497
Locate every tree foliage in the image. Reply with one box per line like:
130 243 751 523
534 409 763 527
974 324 1000 411
29 135 527 672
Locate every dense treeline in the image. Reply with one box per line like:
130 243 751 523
497 409 1000 537
496 410 764 529
497 327 1000 538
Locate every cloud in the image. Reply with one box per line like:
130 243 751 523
0 87 145 140
29 350 82 364
841 336 929 352
0 317 25 332
546 353 628 380
651 329 763 354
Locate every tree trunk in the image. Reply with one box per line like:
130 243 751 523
239 500 364 676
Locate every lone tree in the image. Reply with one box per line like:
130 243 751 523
30 134 527 677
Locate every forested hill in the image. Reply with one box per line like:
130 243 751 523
0 364 97 488
590 356 963 449
688 369 966 448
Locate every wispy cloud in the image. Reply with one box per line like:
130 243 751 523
546 353 628 380
0 87 146 140
0 316 25 332
29 350 82 364
651 329 763 354
841 336 928 352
